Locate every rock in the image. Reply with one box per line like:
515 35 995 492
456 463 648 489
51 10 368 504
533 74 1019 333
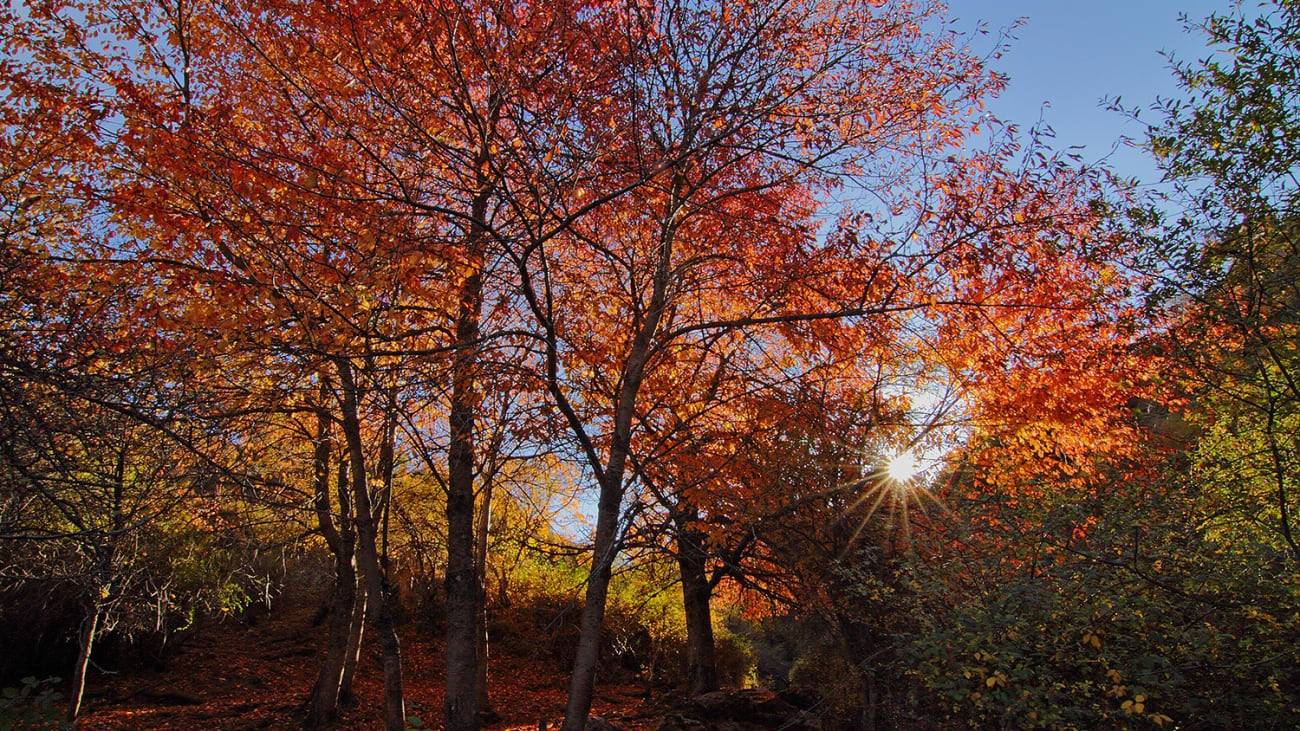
775 686 819 711
663 688 816 730
656 713 708 731
688 691 737 717
746 689 798 720
782 710 821 730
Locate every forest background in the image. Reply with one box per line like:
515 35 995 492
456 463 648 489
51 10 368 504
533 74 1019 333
2 0 1299 729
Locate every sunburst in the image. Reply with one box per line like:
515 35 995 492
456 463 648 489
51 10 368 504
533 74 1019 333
839 449 944 554
886 451 920 482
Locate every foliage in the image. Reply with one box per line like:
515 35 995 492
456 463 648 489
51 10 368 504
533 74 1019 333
788 651 864 728
906 528 1300 728
0 677 65 730
0 0 1179 727
900 414 1300 729
880 3 1300 727
1140 0 1300 561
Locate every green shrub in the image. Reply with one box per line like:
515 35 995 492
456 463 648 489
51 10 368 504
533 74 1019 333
789 650 863 728
714 625 756 688
0 676 64 730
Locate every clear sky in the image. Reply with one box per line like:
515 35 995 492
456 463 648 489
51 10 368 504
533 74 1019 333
955 1 1228 185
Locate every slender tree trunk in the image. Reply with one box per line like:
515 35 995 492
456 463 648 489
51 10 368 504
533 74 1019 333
334 358 405 731
562 473 624 731
445 283 483 731
379 405 396 576
306 552 356 729
674 516 718 696
65 605 99 725
339 582 367 708
336 451 364 709
306 399 355 730
69 444 129 725
446 159 490 731
561 178 683 731
474 480 493 713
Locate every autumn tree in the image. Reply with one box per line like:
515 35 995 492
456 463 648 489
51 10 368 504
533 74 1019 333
4 2 642 729
0 16 273 721
889 6 1300 725
488 1 1053 726
2 2 1160 730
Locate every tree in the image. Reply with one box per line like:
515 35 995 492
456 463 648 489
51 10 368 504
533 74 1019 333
492 0 1153 725
0 27 268 720
1139 0 1300 564
2 2 1152 729
7 2 631 729
893 7 1300 725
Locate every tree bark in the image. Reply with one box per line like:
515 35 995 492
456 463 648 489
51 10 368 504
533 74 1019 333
562 474 624 731
65 605 99 725
379 404 396 577
306 552 355 729
474 478 493 713
306 399 355 730
560 175 684 731
445 153 491 731
334 357 405 731
339 582 367 708
674 515 718 696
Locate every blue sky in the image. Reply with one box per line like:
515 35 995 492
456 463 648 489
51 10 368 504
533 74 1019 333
955 1 1227 185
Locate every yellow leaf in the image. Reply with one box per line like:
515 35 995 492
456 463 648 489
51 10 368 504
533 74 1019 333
986 676 997 687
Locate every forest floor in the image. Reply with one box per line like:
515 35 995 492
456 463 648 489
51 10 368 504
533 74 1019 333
74 596 664 731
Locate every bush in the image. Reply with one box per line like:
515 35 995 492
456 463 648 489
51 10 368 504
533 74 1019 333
714 625 756 688
789 650 864 728
0 676 64 730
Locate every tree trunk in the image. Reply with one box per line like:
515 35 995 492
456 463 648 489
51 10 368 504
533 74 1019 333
339 582 367 708
562 474 623 731
445 284 483 731
306 399 355 730
306 553 355 729
445 447 478 731
379 408 395 577
674 518 718 696
560 191 681 731
337 448 364 709
65 605 99 725
334 358 405 731
474 479 493 714
445 164 490 731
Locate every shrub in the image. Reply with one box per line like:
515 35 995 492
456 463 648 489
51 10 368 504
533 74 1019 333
0 676 64 730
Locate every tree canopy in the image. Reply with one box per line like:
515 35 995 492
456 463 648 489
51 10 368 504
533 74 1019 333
3 1 1298 730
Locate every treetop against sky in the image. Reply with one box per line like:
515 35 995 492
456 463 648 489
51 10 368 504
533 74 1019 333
965 0 1224 184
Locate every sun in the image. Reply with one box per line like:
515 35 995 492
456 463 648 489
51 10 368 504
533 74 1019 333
886 451 920 482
